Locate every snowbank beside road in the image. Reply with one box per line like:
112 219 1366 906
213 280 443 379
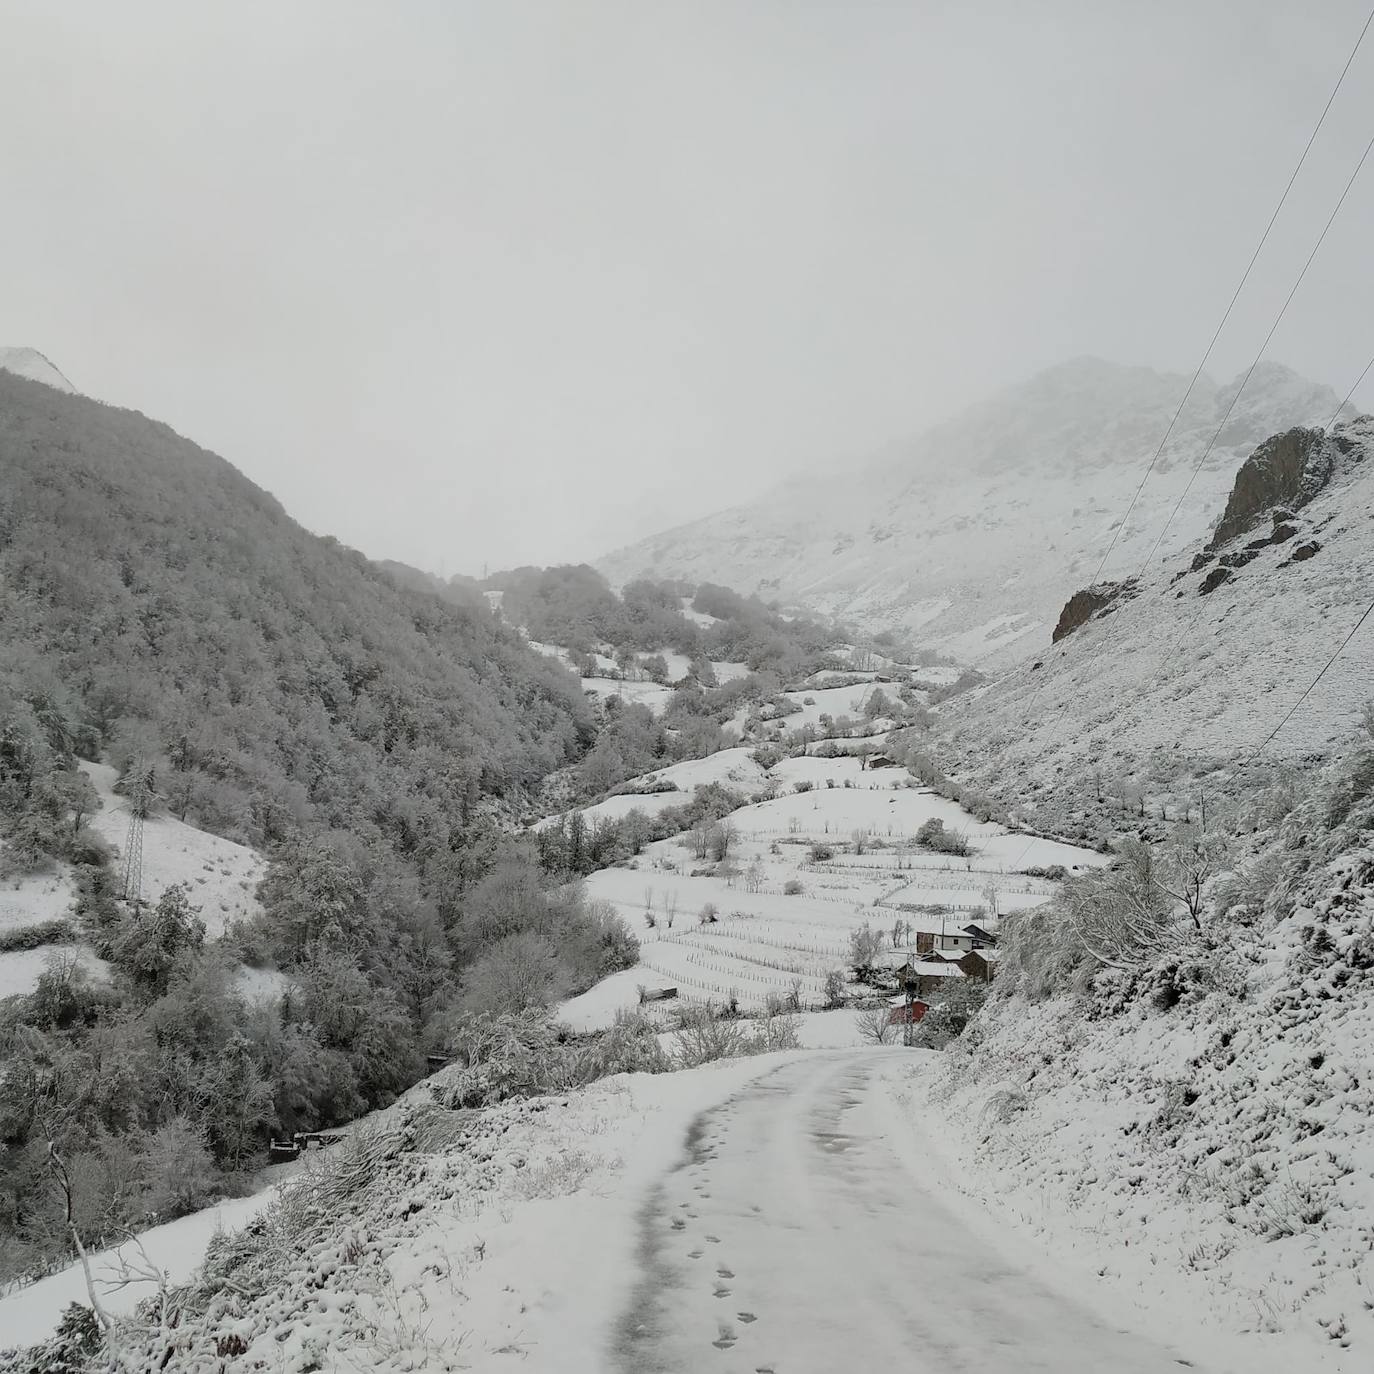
85 1058 788 1374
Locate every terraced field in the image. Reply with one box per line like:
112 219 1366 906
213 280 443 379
560 753 1105 1026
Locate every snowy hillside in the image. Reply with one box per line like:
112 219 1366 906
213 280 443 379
600 358 1350 664
937 416 1374 827
904 711 1374 1366
0 761 268 999
0 346 73 392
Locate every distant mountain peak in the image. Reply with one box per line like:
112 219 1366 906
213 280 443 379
0 346 75 393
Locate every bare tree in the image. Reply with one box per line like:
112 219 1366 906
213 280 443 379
823 968 847 1008
980 882 1001 920
665 892 679 929
1156 822 1230 931
855 1003 897 1045
744 858 765 894
848 921 886 977
1065 839 1174 969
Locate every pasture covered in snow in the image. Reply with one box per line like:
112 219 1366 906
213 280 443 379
556 753 1102 1027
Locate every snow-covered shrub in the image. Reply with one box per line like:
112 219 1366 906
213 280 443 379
745 1011 801 1053
0 1301 102 1374
1322 743 1374 829
672 1008 747 1066
193 1123 403 1304
915 817 971 856
554 1010 671 1084
978 1084 1027 1131
914 982 989 1048
437 1011 561 1107
0 917 73 953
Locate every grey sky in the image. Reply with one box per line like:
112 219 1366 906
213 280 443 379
4 0 1374 575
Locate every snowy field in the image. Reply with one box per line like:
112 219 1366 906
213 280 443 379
557 756 1103 1026
535 746 774 832
578 676 674 713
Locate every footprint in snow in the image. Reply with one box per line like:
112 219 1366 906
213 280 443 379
670 1218 686 1231
687 1249 704 1259
714 1284 733 1298
737 1312 757 1324
716 1267 734 1279
705 1234 721 1244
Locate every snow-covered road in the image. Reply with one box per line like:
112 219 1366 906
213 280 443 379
611 1052 1202 1373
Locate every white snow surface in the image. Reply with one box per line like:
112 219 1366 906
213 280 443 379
0 1179 284 1347
939 417 1374 814
0 346 74 392
56 1048 1323 1372
600 357 1351 665
557 763 1100 1022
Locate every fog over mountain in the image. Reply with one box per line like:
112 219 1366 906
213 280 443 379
602 356 1351 662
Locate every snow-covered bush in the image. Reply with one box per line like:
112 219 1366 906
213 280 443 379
672 1007 747 1066
438 1009 671 1107
914 982 989 1048
915 817 972 856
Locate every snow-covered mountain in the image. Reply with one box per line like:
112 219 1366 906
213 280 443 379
0 346 74 392
939 416 1374 830
600 358 1351 665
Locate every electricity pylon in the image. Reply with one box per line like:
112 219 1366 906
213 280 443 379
120 760 155 907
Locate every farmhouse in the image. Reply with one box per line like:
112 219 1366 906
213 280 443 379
931 947 998 982
894 955 966 998
912 922 997 955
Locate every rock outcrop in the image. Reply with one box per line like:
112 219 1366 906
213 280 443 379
1051 580 1137 642
1207 427 1333 549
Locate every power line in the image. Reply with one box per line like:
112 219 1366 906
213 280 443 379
1090 3 1374 585
1139 121 1374 574
1327 351 1374 429
1240 598 1374 768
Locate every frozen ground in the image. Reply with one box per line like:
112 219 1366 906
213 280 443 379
51 1047 1318 1373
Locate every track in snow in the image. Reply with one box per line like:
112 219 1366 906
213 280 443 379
612 1052 1202 1372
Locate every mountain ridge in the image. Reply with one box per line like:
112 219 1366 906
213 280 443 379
599 357 1353 665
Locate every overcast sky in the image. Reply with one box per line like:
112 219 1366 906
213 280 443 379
4 1 1374 575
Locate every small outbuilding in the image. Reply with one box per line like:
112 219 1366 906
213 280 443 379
887 995 929 1026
